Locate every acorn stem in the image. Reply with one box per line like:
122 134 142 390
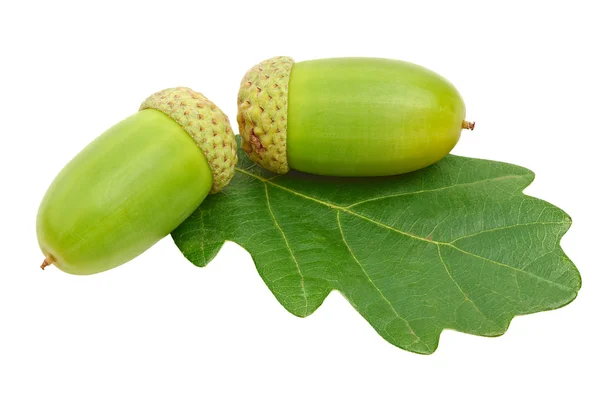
40 254 55 270
462 120 475 130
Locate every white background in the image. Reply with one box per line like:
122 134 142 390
1 1 598 398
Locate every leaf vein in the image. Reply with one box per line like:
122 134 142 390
346 174 532 209
450 221 570 244
446 245 574 292
263 182 309 316
336 211 430 352
437 246 503 330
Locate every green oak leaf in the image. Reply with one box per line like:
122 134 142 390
172 137 581 354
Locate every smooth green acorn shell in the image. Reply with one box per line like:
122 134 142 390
37 88 237 275
238 57 471 176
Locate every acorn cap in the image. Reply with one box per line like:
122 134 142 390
141 87 237 193
237 56 294 174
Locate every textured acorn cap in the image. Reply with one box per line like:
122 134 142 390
141 87 237 193
237 56 294 174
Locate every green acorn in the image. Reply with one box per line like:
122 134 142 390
37 88 237 275
237 56 474 176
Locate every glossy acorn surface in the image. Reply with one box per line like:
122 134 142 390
238 57 473 176
37 88 237 275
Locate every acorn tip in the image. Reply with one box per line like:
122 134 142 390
40 255 54 270
462 120 475 130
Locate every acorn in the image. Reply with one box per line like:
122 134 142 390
37 88 237 275
237 56 474 176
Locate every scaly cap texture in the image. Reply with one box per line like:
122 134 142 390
141 87 237 193
237 56 294 174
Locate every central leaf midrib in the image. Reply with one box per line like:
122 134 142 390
234 167 575 292
236 167 433 242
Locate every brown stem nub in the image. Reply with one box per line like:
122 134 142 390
40 255 55 270
462 120 476 130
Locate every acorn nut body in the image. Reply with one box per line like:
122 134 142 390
237 57 473 176
37 88 237 275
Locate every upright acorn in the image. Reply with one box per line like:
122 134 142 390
37 88 237 275
238 57 474 176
